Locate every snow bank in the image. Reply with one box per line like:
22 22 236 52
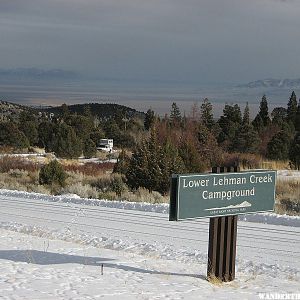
0 189 299 227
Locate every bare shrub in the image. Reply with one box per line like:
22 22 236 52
0 156 39 173
222 153 261 169
64 162 114 176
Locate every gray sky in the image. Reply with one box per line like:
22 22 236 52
1 0 300 85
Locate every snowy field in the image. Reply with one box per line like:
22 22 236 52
0 189 299 299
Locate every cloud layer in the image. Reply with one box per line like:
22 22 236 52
1 0 300 84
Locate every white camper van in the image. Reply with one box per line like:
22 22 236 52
98 139 113 152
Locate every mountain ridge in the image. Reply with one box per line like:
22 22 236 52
239 78 300 88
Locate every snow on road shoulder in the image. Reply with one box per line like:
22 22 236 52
1 228 298 300
0 188 299 227
1 220 299 283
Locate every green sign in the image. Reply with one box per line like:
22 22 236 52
169 170 276 221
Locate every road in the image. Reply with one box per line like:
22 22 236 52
0 193 300 270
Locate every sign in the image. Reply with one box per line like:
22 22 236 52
170 170 276 221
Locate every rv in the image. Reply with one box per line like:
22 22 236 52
98 139 113 152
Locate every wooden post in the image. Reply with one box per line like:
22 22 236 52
207 166 238 282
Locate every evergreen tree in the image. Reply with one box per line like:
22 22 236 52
90 129 105 146
179 139 205 172
217 104 242 150
38 121 56 151
266 130 291 160
61 103 70 120
20 121 38 146
0 122 29 149
234 124 260 153
200 98 214 129
287 91 298 125
295 100 300 132
289 132 300 170
52 123 83 158
170 102 181 125
144 109 155 130
242 103 250 126
271 107 287 126
83 139 97 158
66 115 94 141
18 111 39 146
253 95 270 129
126 127 184 194
113 149 130 174
39 160 67 187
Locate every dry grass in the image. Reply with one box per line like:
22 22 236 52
0 155 298 215
259 160 291 170
207 275 223 286
64 162 114 176
62 183 99 199
275 178 300 215
0 156 39 173
121 188 168 204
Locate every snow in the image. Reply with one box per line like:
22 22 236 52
0 188 299 299
0 188 298 227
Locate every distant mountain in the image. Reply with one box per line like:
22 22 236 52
0 68 80 81
239 78 300 88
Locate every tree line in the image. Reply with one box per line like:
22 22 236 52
0 93 299 194
115 92 300 193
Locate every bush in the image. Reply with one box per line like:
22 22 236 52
64 162 115 176
62 183 99 199
0 156 39 173
39 160 67 187
90 173 127 196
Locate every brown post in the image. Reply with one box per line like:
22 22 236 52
207 166 239 282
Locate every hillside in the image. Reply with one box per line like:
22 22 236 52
41 103 145 119
0 100 145 120
0 100 36 121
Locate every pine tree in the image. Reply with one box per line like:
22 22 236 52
170 102 181 125
52 123 83 158
144 109 155 130
113 149 130 174
200 98 214 129
242 103 250 126
295 100 300 132
126 127 184 194
253 95 270 129
266 130 291 160
83 139 97 158
287 91 298 125
271 107 287 125
0 122 29 149
217 104 242 150
38 121 56 151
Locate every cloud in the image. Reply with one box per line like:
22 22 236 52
0 0 300 84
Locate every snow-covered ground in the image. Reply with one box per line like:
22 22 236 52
0 189 299 299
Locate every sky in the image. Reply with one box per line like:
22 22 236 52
0 0 300 86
